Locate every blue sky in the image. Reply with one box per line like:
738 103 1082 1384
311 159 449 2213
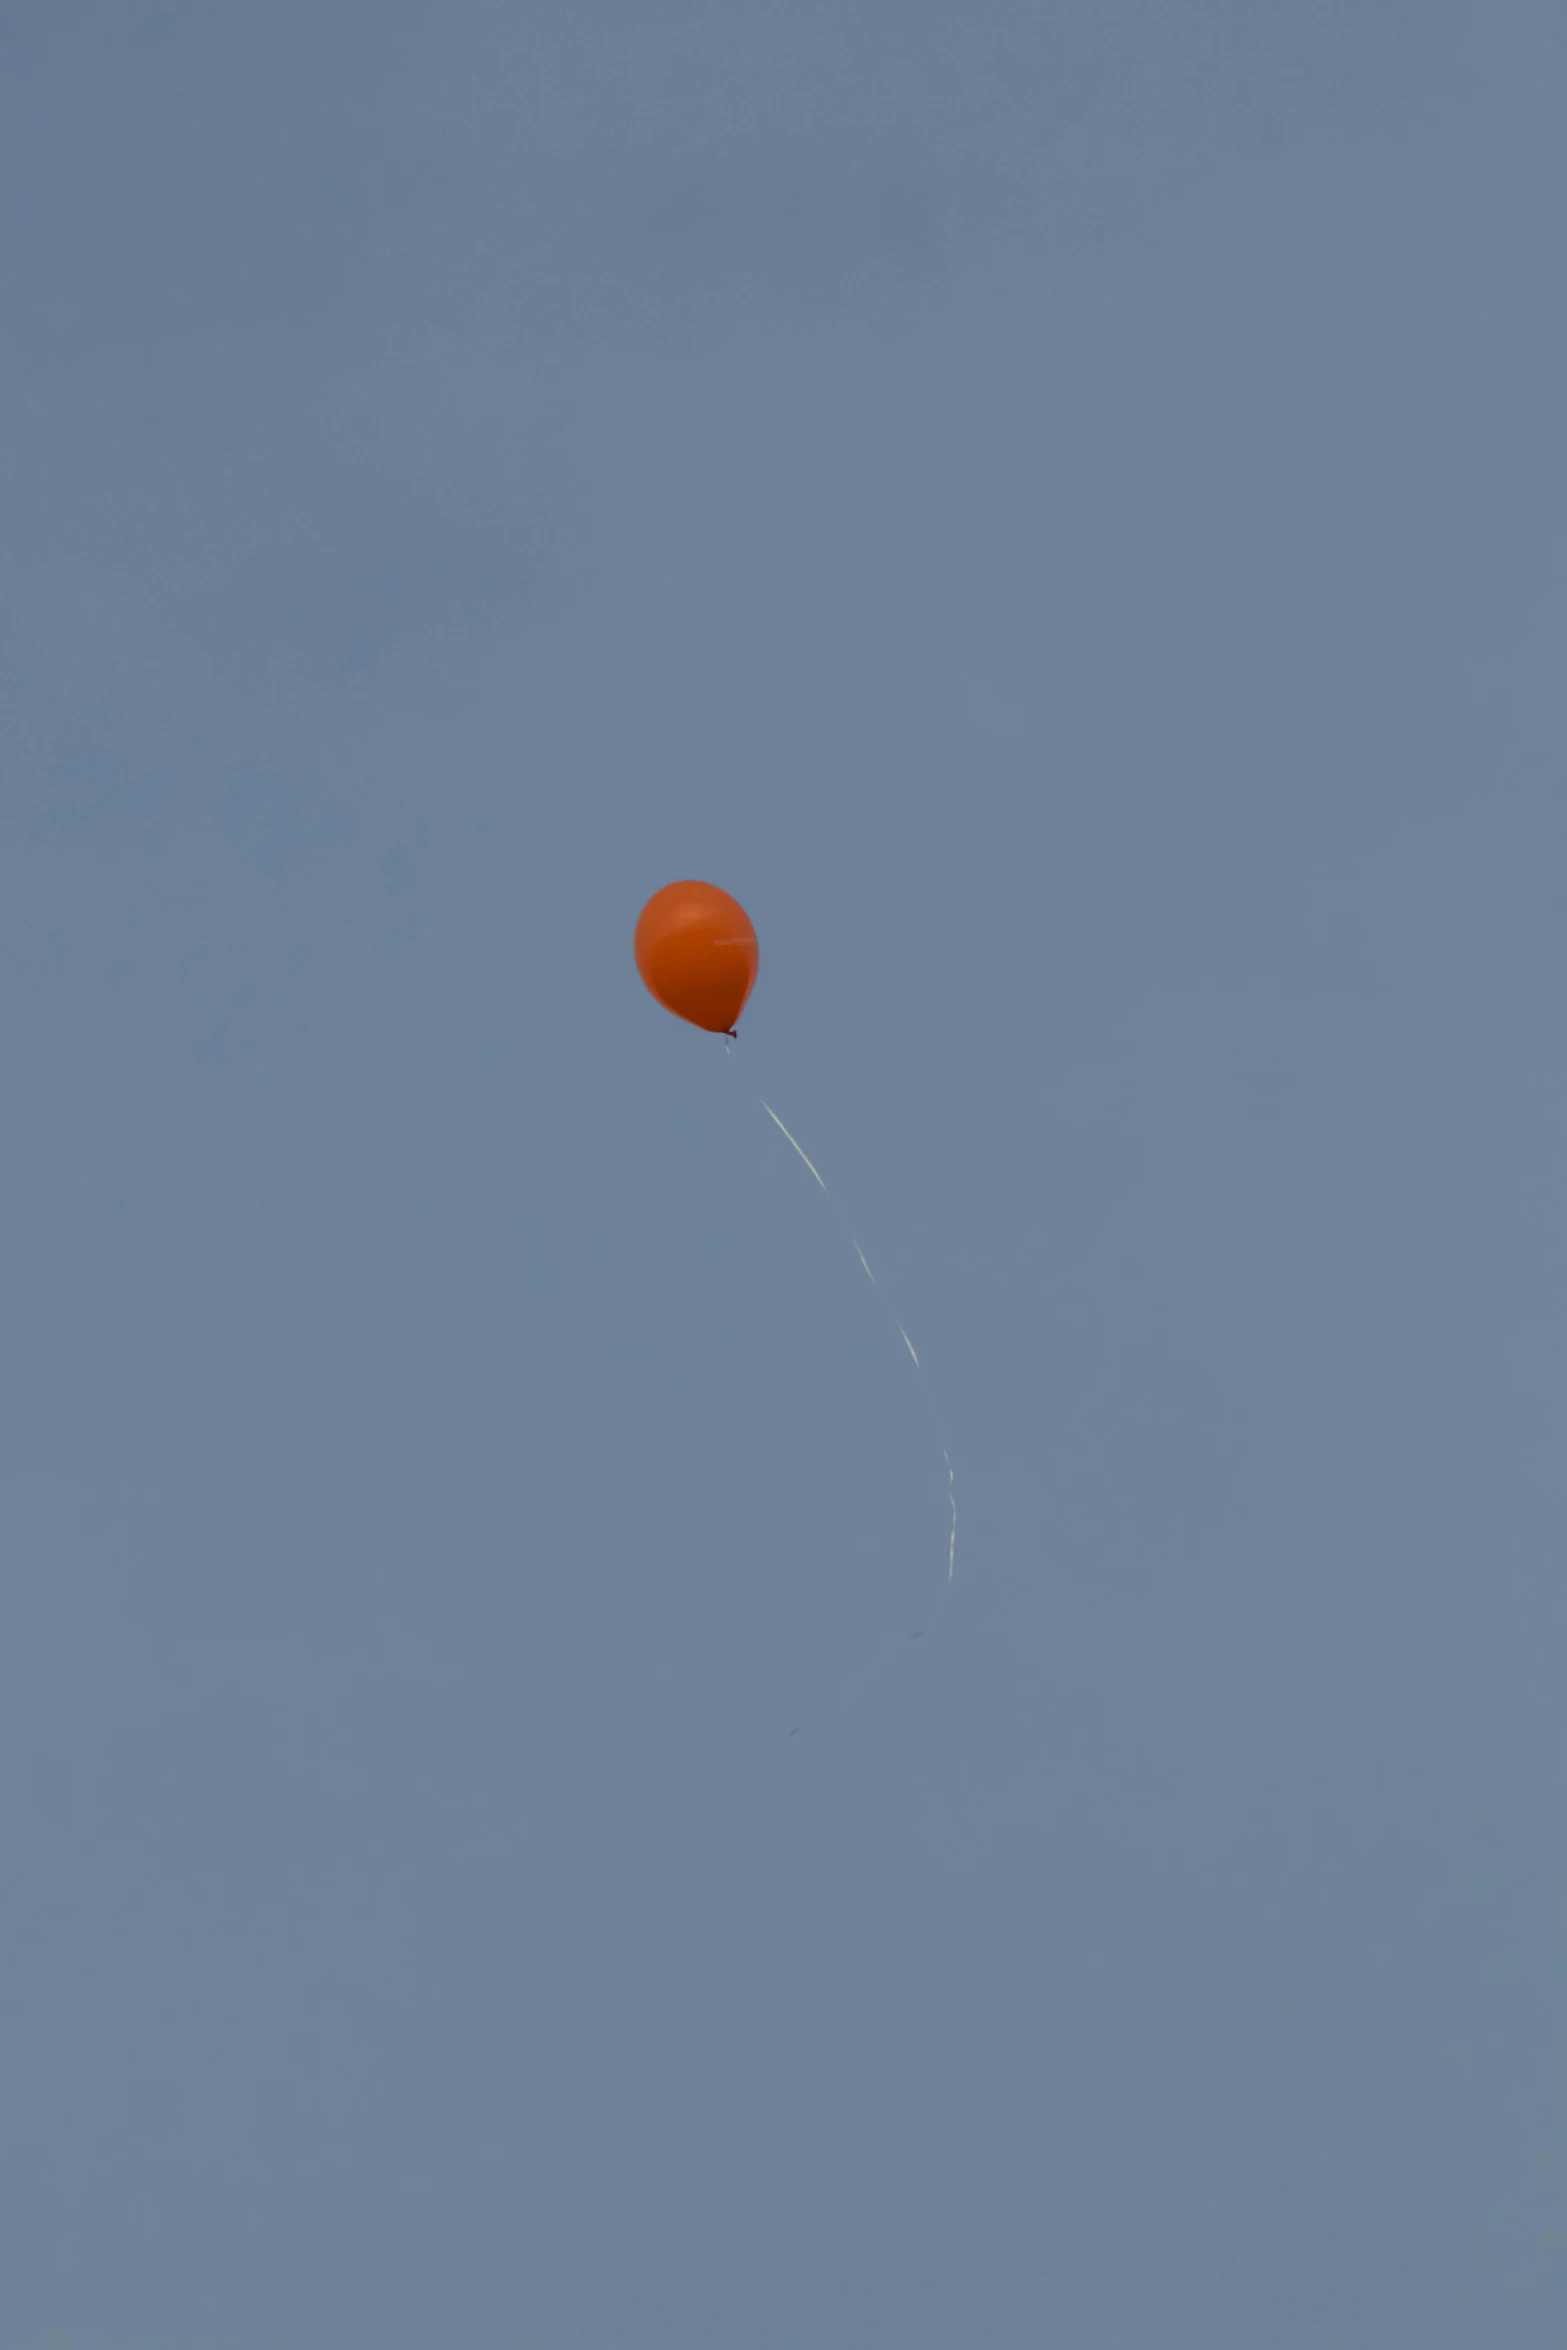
2 5 1564 2344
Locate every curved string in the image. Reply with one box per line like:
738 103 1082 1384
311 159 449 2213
722 1035 958 1738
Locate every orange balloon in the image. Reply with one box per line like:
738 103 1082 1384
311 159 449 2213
634 880 759 1036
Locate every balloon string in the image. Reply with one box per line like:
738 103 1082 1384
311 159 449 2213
748 1087 958 1595
718 1035 959 1737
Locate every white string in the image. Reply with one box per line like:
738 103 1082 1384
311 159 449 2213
756 1093 957 1593
760 1100 829 1196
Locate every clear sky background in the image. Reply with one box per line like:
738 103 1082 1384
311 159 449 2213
2 5 1564 2345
